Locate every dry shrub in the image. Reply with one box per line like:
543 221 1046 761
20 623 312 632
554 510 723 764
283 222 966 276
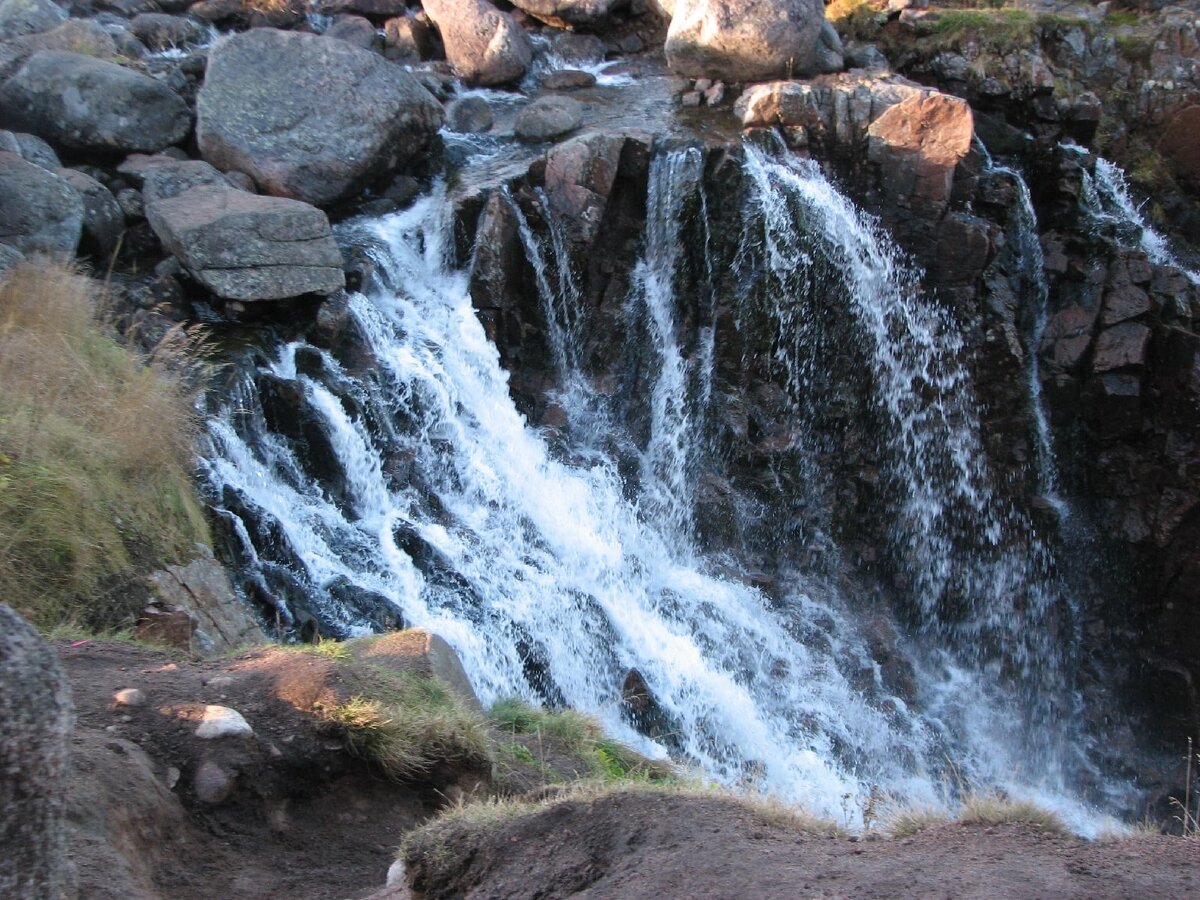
958 793 1068 835
0 260 210 630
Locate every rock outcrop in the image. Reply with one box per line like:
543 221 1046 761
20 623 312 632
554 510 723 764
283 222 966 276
665 0 843 82
421 0 533 87
196 28 443 207
0 603 73 899
142 159 345 300
0 51 191 153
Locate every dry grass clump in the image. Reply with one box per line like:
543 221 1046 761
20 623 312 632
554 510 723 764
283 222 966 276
957 793 1068 835
401 779 845 870
884 804 952 838
322 662 492 781
0 261 210 631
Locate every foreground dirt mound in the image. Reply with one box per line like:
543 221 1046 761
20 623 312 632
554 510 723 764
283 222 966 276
59 636 471 900
396 789 1199 900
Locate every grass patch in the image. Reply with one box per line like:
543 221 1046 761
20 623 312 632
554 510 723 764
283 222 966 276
490 696 668 782
0 261 210 632
317 658 491 781
958 793 1068 834
826 0 885 42
1114 33 1154 66
884 805 952 837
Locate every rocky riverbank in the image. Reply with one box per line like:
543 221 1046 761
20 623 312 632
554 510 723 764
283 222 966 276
2 0 1200 891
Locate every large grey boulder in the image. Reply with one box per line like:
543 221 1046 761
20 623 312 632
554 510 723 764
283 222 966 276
0 0 66 41
422 0 532 87
0 150 82 254
0 603 74 899
142 159 345 301
0 51 191 153
509 0 618 30
665 0 843 82
197 29 443 207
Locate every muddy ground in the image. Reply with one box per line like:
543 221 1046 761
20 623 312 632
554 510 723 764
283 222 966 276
58 639 1198 900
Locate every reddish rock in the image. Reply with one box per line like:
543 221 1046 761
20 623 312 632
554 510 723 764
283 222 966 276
543 132 624 243
1158 104 1200 185
422 0 532 86
866 92 973 216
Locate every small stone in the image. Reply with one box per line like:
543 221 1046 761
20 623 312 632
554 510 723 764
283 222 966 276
165 766 181 789
680 90 701 107
693 77 712 92
703 81 725 105
113 688 146 707
445 96 493 133
541 69 596 91
515 95 583 142
195 704 253 739
386 858 406 887
193 759 234 805
204 674 236 690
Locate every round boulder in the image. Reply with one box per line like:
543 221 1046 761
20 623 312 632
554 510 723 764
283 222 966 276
0 51 191 153
515 95 583 142
197 28 444 207
0 151 82 254
421 0 532 87
445 96 493 133
665 0 843 82
0 0 66 41
509 0 618 29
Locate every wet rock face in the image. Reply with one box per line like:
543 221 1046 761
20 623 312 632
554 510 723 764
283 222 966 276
665 0 843 82
421 0 532 87
0 602 74 899
0 51 191 153
197 28 444 207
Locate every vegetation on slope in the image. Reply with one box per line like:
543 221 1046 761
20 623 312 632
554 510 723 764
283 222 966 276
0 261 210 632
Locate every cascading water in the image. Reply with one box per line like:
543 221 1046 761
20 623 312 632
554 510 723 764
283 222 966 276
1069 144 1200 285
201 140 1117 831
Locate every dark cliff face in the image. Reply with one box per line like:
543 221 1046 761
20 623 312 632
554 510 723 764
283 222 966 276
451 91 1199 786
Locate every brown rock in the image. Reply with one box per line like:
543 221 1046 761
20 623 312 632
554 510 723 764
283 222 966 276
422 0 532 86
543 132 624 243
866 92 973 216
541 69 596 91
1092 322 1152 372
1158 104 1200 184
665 0 842 82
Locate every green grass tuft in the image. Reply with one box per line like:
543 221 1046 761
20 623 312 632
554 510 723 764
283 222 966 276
490 696 668 782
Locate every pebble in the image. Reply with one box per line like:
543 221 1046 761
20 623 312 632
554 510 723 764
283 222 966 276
195 705 253 739
113 688 146 707
386 859 406 887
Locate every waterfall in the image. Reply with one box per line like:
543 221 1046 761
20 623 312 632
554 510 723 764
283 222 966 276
201 143 1116 832
1068 144 1200 284
984 158 1069 519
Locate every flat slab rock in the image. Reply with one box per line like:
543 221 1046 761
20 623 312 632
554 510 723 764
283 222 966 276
142 159 344 301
